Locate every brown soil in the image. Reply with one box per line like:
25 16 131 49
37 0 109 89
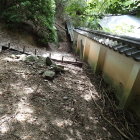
0 23 140 140
0 23 72 54
0 23 48 50
0 50 140 140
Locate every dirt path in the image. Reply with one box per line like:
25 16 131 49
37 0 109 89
0 23 140 140
0 50 139 140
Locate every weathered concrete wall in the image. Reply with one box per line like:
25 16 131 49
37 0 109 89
73 31 140 117
103 50 140 109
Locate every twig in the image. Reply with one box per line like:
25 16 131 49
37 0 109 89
98 77 103 90
122 111 134 138
103 90 118 119
102 87 134 138
0 111 19 126
89 89 131 140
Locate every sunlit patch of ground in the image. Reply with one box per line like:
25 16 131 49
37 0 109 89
0 50 139 140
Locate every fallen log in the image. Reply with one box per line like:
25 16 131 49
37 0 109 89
51 58 83 67
1 45 83 67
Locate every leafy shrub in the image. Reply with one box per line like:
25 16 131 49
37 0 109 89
0 0 57 45
65 0 140 29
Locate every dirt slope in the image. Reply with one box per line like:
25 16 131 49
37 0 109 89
0 50 139 140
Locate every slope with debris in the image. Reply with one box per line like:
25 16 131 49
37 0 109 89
0 48 139 140
0 22 140 140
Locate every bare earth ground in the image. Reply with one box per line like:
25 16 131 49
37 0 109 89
0 23 71 53
0 50 140 140
0 23 140 140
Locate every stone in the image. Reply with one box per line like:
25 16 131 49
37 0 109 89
10 54 16 59
46 57 54 66
18 54 27 61
37 56 46 66
42 70 55 80
25 55 38 63
51 64 64 73
38 70 44 75
63 96 68 100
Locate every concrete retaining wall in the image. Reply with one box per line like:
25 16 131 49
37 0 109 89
73 31 140 117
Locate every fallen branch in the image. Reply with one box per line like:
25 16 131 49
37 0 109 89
0 111 19 126
89 89 131 140
101 88 134 138
51 58 83 67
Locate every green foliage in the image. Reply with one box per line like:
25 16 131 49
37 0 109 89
103 24 135 35
106 0 140 14
0 0 57 45
65 0 140 29
55 0 67 18
65 0 88 27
